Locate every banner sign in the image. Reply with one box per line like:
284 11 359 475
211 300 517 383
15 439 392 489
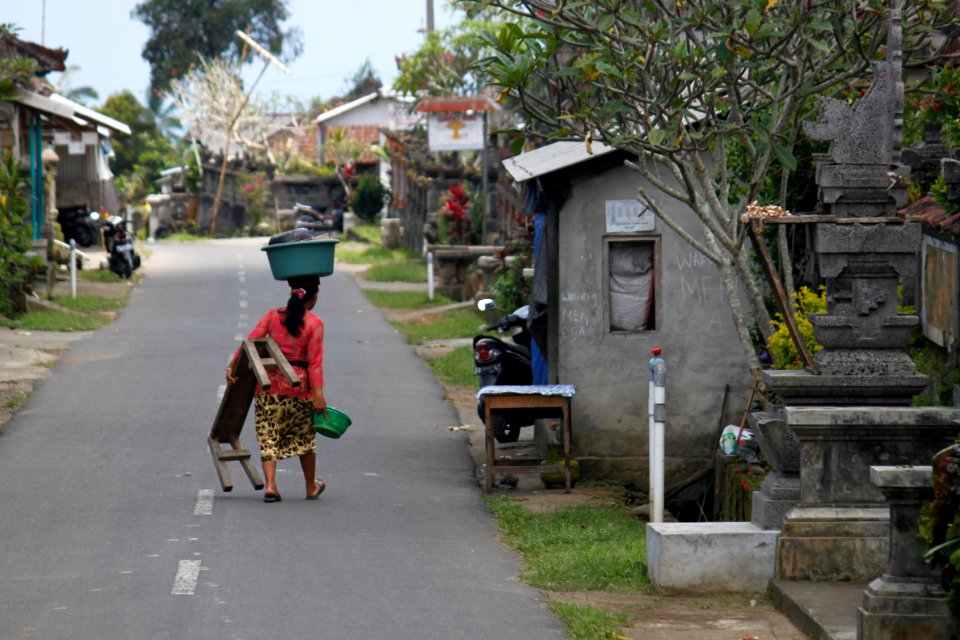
427 113 484 152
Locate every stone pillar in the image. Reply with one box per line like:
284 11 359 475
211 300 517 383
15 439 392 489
775 408 960 581
858 466 955 639
750 409 800 531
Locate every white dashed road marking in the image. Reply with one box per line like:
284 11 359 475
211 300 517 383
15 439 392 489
193 489 215 516
172 560 202 595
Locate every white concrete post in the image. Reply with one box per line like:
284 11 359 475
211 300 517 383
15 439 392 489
427 251 435 301
69 238 77 299
648 348 666 523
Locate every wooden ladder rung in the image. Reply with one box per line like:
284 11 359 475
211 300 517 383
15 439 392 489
217 449 252 461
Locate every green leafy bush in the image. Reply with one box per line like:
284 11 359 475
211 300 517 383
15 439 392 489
491 253 531 313
0 151 34 318
351 172 388 222
918 439 960 613
767 286 825 369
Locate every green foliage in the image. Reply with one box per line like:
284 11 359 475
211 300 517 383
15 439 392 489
485 498 649 592
238 172 270 226
53 294 126 313
909 338 960 407
0 151 34 318
131 0 303 93
545 602 632 640
491 253 531 313
918 439 960 614
425 345 476 388
904 66 960 150
3 394 27 409
363 260 427 283
767 286 825 369
351 173 388 222
0 53 39 101
393 12 504 97
98 91 175 198
348 222 381 244
362 290 454 310
392 309 483 344
337 245 417 264
13 309 111 332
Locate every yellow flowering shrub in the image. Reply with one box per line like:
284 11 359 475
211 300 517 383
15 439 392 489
767 286 826 369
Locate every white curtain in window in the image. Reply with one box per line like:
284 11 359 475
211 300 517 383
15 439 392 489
609 242 654 331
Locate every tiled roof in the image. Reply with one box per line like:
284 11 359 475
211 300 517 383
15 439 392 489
903 195 960 236
0 32 67 74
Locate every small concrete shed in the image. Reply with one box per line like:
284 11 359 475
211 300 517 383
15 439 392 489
503 141 752 485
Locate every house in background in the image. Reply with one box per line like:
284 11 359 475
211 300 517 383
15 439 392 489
503 141 753 486
315 89 420 186
0 30 130 238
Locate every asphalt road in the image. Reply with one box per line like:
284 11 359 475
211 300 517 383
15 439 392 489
0 239 567 640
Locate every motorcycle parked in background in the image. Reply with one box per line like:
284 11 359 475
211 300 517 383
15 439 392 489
473 298 534 443
57 205 100 248
102 216 140 278
294 202 344 234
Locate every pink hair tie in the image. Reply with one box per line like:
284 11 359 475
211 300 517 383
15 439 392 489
292 288 307 299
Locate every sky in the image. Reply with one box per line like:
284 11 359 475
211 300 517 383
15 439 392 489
6 0 463 107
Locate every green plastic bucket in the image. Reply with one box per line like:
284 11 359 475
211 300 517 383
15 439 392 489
314 406 352 439
261 238 340 280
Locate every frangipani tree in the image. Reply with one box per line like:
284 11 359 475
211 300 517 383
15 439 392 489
464 0 954 375
168 57 270 158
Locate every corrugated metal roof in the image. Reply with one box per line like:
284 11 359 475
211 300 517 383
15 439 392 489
501 140 616 182
13 90 131 135
314 89 414 124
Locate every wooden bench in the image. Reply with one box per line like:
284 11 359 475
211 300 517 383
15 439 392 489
479 385 576 494
208 337 300 491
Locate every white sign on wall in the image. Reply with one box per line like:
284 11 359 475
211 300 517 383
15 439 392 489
427 113 484 152
605 199 655 233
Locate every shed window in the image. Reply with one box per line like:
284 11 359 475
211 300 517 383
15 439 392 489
609 240 656 331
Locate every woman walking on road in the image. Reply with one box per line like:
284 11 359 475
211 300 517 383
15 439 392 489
226 274 328 502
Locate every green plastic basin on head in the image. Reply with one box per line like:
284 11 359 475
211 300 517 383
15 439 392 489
261 238 340 280
314 406 352 439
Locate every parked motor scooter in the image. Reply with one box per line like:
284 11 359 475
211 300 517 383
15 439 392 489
57 205 100 247
294 202 344 233
473 298 534 443
102 216 140 278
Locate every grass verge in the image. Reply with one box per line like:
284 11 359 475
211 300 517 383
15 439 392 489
393 309 482 344
485 498 650 592
53 294 126 313
364 260 427 283
363 290 454 310
546 601 632 640
338 245 418 264
424 345 475 387
3 394 27 409
14 309 111 332
350 222 381 244
77 269 125 283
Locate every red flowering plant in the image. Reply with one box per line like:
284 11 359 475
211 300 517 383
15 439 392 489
440 182 475 244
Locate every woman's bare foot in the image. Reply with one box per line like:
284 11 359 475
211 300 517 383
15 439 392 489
306 478 326 500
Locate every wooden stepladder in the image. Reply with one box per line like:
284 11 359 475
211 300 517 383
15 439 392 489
208 337 300 491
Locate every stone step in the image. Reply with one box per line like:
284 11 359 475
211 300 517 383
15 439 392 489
771 579 864 640
646 522 779 593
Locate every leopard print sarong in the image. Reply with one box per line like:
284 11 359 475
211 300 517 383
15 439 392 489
254 393 317 462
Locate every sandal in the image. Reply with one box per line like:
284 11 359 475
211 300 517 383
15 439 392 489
306 478 326 500
263 492 282 503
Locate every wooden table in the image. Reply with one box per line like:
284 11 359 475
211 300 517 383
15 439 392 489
480 385 576 494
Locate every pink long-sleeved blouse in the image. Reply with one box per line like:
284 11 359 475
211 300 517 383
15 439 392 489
230 308 324 399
